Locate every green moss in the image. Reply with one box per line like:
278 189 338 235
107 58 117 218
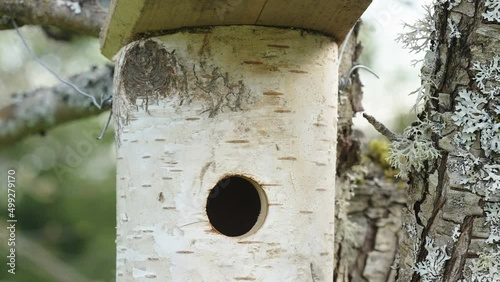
367 138 400 178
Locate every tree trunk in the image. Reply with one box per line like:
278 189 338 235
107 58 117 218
394 1 500 281
333 23 407 282
113 26 339 281
335 1 500 281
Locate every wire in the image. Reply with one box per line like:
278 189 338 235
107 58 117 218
338 24 356 66
97 110 113 140
348 65 380 79
11 19 102 109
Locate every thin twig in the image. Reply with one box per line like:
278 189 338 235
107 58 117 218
363 113 398 141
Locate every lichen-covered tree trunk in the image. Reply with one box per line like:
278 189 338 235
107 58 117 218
336 2 500 281
334 23 406 282
393 1 500 281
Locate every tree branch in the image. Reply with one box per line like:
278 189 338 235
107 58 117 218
0 65 114 145
0 0 107 37
362 113 398 141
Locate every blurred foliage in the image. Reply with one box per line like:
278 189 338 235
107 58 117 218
393 111 418 133
0 27 114 282
358 22 376 68
0 26 108 106
0 115 116 282
366 138 400 179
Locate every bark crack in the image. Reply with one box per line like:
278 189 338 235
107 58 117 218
443 216 474 282
412 154 449 282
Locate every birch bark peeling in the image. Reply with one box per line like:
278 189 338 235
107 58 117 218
114 26 338 281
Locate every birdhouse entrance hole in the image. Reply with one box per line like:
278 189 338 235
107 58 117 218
206 176 267 237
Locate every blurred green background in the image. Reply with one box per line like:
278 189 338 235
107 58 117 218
0 27 115 282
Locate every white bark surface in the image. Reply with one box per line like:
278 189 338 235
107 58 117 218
114 26 338 281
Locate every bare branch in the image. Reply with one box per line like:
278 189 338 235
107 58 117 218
0 0 107 37
0 65 114 145
362 113 398 141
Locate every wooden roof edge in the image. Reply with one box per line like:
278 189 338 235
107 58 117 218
100 0 372 59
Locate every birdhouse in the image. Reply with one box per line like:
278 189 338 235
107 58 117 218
101 1 370 281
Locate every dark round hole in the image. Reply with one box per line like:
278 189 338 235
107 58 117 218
206 176 265 237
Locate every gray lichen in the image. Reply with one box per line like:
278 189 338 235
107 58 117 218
392 1 500 281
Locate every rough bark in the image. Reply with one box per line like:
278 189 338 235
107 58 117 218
394 1 500 281
0 0 107 36
0 0 112 146
0 65 113 145
334 23 407 282
338 165 406 282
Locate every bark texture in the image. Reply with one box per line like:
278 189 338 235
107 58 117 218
0 0 107 36
395 1 500 281
0 65 113 145
334 23 407 282
0 0 112 146
114 26 338 281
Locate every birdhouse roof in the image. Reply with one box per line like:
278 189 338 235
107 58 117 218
100 0 371 59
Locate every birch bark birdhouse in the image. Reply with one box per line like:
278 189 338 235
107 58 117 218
101 1 370 281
